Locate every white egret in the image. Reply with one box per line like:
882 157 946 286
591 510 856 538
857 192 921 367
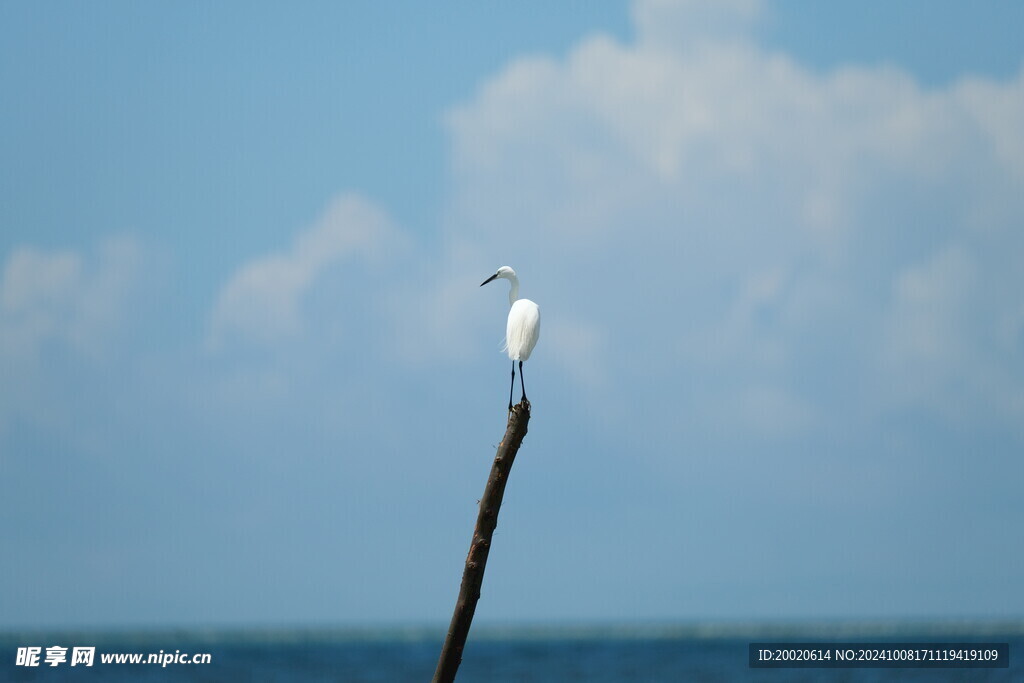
480 266 540 411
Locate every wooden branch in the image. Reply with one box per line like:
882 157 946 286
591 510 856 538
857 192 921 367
432 399 532 683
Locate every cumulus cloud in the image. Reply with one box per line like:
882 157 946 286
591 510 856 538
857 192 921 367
632 0 763 48
0 237 142 360
0 236 143 439
439 0 1024 437
207 193 402 350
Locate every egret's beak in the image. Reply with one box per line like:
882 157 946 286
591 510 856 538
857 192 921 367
480 273 498 287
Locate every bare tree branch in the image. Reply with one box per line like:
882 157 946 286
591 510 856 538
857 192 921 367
432 400 532 683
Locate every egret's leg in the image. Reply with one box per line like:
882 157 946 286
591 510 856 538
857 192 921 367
519 360 527 403
508 361 515 412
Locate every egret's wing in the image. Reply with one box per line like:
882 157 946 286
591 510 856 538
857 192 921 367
505 299 540 361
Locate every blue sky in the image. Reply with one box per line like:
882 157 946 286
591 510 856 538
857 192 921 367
2 0 1023 630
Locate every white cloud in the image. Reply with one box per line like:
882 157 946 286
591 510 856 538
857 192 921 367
437 0 1024 435
0 236 143 440
880 245 1024 426
632 0 763 50
0 236 142 360
886 246 975 366
207 193 402 350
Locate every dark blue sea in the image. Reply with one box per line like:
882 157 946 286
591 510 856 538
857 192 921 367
3 623 1020 681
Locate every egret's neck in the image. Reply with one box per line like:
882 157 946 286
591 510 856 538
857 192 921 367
507 277 520 307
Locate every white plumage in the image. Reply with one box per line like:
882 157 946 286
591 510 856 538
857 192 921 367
481 266 540 409
504 299 540 361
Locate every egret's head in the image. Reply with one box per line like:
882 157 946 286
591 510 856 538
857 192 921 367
480 266 516 287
